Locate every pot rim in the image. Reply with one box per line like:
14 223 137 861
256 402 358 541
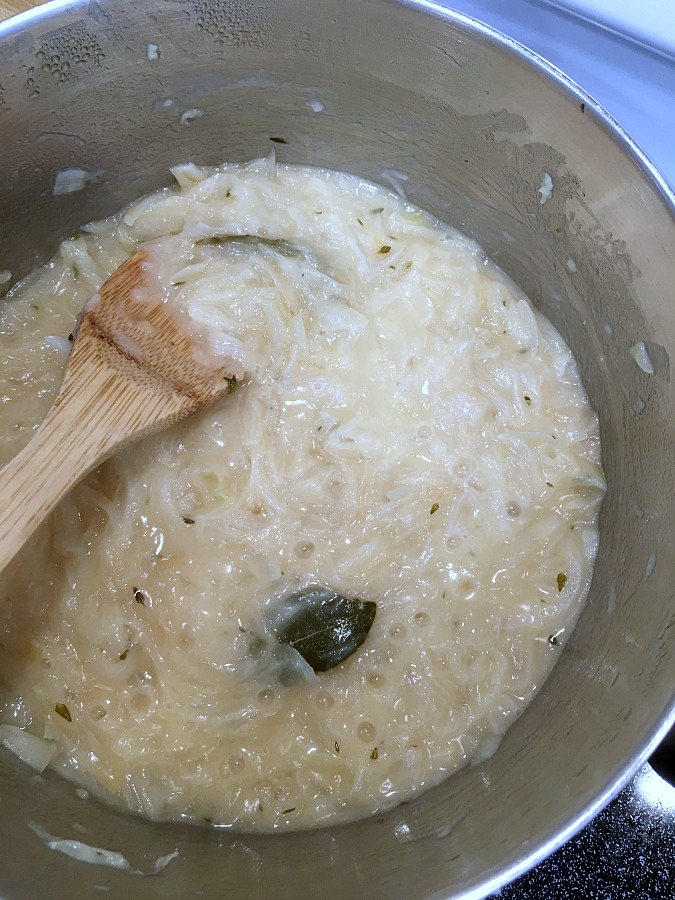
0 1 673 896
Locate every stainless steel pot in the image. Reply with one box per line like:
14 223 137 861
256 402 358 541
0 1 673 897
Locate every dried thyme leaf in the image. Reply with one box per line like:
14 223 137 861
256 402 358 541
370 747 379 760
225 375 237 394
133 588 146 605
557 572 567 592
272 586 376 672
55 703 72 722
430 502 440 515
181 516 195 525
269 136 287 144
378 245 392 254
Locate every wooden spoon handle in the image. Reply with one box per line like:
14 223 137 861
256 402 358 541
0 390 93 569
0 339 192 573
0 366 143 570
0 324 214 572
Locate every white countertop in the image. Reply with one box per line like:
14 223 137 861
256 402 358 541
544 0 675 60
440 0 675 191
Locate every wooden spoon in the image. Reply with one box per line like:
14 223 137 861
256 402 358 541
0 249 242 572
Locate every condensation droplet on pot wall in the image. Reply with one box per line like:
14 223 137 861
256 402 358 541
394 821 412 842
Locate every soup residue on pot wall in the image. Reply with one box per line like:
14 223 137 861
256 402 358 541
0 156 605 831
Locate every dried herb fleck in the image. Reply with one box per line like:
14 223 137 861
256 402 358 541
282 807 296 815
524 395 531 406
67 333 74 342
370 747 379 760
378 245 392 254
548 634 561 647
357 217 364 227
334 740 340 754
55 703 72 722
181 516 195 525
269 136 287 144
430 502 440 515
557 572 567 592
133 588 146 605
119 649 129 661
225 375 237 394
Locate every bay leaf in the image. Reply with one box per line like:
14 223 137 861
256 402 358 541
271 586 376 672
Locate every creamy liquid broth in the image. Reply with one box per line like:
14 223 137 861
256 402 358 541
0 158 605 830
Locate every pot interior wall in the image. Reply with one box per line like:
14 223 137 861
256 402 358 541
0 1 673 897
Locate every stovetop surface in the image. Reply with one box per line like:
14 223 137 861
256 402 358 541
497 763 675 898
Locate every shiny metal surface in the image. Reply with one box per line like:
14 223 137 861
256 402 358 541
0 1 673 897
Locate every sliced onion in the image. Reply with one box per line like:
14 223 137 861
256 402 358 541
0 724 56 773
53 168 90 196
28 822 137 872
